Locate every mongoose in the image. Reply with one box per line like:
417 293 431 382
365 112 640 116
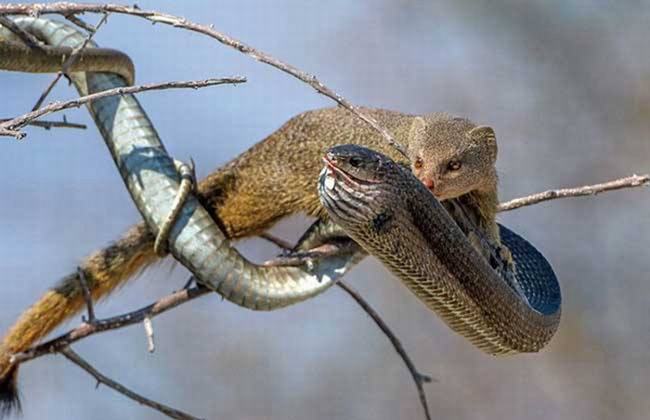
0 107 500 412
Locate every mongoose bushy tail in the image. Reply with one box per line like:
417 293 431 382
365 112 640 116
0 223 155 413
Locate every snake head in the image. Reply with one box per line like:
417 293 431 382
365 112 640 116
319 145 406 233
322 144 396 185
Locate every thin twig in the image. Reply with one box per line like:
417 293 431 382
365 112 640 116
10 284 210 365
0 76 246 139
0 2 408 158
0 117 86 130
60 347 202 420
64 13 97 33
0 15 43 48
337 281 433 420
76 266 96 323
498 174 650 212
182 276 197 290
31 12 110 111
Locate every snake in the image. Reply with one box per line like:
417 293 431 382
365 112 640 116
319 145 561 354
0 17 561 354
0 38 134 84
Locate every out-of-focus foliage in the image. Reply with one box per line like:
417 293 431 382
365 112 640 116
0 1 648 419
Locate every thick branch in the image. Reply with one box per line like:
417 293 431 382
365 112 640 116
0 2 407 158
0 76 246 139
498 174 649 212
61 347 202 420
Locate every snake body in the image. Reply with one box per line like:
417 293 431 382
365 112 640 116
0 18 561 354
319 145 561 354
0 39 134 84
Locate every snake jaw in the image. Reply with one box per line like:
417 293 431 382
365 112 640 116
320 163 383 206
322 155 359 188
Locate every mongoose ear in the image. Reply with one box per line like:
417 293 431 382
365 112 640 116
467 125 497 160
408 117 427 144
467 125 496 141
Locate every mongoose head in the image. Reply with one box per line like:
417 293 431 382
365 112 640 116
406 114 498 200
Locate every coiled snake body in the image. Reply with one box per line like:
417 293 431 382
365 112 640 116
319 145 561 354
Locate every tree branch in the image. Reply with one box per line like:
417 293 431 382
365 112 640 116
0 76 246 139
60 347 202 420
64 13 97 33
498 174 650 212
0 117 86 130
0 2 408 158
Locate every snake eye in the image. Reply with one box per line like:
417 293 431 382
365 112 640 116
414 156 423 169
349 156 363 168
447 160 462 171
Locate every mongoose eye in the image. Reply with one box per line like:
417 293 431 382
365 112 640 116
349 156 363 168
447 160 462 171
414 157 423 169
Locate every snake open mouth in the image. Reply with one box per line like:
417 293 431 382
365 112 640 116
322 154 383 187
322 155 359 188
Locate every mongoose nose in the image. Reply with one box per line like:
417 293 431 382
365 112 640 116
422 177 435 191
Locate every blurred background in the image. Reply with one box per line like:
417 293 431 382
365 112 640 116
1 1 649 419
